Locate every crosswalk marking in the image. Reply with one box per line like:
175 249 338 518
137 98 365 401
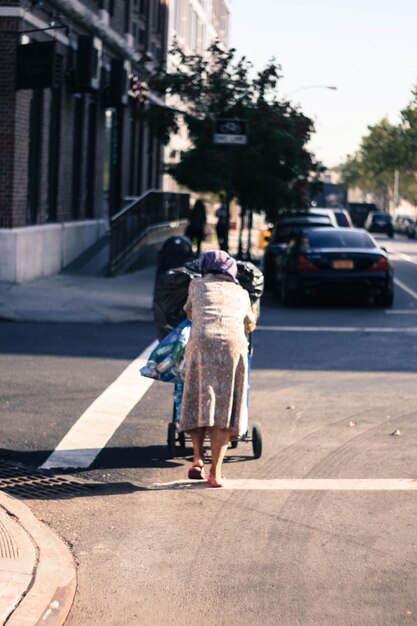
41 340 158 470
256 325 417 333
150 478 417 491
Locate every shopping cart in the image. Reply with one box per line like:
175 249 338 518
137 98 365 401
166 334 262 460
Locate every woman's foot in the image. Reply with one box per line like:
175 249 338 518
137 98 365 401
207 473 225 488
188 464 205 480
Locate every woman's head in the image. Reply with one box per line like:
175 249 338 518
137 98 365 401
201 250 238 283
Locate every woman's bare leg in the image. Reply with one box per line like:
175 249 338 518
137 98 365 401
209 427 231 484
189 428 206 467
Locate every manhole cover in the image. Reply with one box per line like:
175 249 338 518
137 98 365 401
0 459 95 500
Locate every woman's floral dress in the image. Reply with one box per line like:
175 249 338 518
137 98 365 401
179 275 255 436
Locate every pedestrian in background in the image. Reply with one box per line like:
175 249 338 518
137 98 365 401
215 196 229 252
180 250 256 487
186 198 207 254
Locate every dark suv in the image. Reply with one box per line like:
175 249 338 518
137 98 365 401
364 212 394 238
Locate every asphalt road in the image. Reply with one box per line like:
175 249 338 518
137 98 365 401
1 234 417 625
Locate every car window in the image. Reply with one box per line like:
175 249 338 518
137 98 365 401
371 214 391 223
334 212 349 227
307 230 376 249
273 219 332 243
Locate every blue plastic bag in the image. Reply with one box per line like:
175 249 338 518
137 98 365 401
140 320 191 383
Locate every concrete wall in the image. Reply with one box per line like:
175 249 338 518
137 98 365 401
0 219 107 283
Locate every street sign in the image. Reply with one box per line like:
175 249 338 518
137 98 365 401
214 119 247 145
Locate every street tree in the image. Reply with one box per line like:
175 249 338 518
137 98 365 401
146 41 315 224
341 90 417 208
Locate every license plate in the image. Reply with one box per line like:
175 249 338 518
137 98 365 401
333 260 354 269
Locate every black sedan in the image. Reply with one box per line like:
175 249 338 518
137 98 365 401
364 211 394 238
263 216 336 293
279 228 394 307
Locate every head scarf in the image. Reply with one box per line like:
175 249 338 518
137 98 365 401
201 250 238 283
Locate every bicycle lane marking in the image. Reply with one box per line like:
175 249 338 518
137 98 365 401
41 340 158 470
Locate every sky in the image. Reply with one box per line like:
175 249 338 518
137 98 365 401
230 0 417 168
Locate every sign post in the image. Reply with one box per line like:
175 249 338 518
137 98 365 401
214 119 247 253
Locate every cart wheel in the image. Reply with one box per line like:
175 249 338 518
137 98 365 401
252 423 262 459
167 422 177 458
178 431 186 448
230 440 238 449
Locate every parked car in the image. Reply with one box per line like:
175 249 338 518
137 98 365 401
263 215 336 293
279 228 394 307
364 212 394 238
393 215 412 235
405 218 417 239
307 208 339 227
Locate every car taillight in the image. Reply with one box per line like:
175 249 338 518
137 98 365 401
296 255 319 271
369 256 390 271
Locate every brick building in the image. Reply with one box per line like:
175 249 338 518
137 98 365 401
0 0 169 282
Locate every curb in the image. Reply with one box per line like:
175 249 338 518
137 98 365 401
1 494 76 626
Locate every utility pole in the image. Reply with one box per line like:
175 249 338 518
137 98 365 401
393 169 400 214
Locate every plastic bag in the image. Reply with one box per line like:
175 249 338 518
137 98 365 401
140 320 191 383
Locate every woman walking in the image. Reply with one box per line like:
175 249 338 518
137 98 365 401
179 250 256 487
186 198 207 254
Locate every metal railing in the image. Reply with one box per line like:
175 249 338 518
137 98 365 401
109 190 190 274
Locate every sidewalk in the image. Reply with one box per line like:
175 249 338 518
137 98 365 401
0 491 76 626
0 266 156 324
0 227 263 325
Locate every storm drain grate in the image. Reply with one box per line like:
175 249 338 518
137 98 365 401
0 459 96 500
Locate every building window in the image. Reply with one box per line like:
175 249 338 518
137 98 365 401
71 95 85 219
85 99 97 218
47 88 61 222
27 90 44 225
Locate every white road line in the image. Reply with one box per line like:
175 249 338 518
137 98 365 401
41 340 158 470
151 478 417 491
394 277 417 301
256 325 417 333
386 310 417 314
394 251 417 266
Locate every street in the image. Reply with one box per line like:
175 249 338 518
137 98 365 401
1 234 417 625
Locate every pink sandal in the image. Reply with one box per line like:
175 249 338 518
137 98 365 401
188 465 205 480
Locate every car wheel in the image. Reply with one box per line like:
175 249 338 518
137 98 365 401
375 291 394 308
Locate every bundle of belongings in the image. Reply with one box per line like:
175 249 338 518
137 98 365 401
153 258 264 341
141 258 264 390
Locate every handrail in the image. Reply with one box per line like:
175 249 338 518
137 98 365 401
109 190 190 275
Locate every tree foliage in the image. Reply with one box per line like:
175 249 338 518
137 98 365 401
340 89 417 207
146 42 315 221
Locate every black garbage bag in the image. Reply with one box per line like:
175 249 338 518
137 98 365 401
236 261 264 303
154 259 201 340
153 258 264 340
155 235 194 281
